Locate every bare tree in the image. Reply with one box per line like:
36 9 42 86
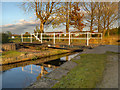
81 2 118 37
100 2 118 36
22 0 60 33
51 2 72 33
81 2 97 32
66 2 69 33
94 2 103 33
69 3 84 31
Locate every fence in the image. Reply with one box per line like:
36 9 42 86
21 32 102 46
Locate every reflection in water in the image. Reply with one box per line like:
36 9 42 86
1 52 74 72
2 64 54 88
60 53 79 61
22 65 49 80
2 52 80 88
36 66 48 80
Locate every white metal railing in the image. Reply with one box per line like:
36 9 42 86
21 32 102 46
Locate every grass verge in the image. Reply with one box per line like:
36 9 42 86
2 51 26 58
52 53 107 88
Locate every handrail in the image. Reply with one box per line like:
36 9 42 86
21 32 102 46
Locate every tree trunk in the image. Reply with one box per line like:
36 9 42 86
40 22 44 33
66 2 69 33
90 23 93 32
103 29 106 37
107 29 109 37
107 17 110 37
98 15 100 32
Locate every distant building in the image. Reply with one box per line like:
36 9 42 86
11 36 15 39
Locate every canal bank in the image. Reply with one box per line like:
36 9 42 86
27 45 119 88
2 43 88 65
1 49 70 65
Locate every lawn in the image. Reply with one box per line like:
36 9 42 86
53 53 107 88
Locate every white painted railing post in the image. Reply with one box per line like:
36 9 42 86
21 34 23 42
101 33 102 39
37 32 38 38
87 32 89 46
30 34 32 43
58 33 60 42
54 33 55 45
69 32 71 45
41 33 42 43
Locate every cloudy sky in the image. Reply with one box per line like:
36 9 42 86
0 2 75 34
0 1 119 34
1 2 44 34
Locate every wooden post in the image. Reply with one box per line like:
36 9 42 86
69 32 70 45
41 33 42 43
54 33 55 45
30 34 32 43
21 34 23 42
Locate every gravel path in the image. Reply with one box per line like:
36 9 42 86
97 54 119 88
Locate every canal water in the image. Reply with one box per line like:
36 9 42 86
1 52 79 88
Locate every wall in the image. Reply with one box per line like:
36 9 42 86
2 43 20 51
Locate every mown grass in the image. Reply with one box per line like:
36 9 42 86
53 53 107 88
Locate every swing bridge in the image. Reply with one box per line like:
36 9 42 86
21 32 102 46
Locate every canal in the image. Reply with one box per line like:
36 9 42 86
1 52 80 88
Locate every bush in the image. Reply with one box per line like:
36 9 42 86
0 33 10 43
109 28 119 35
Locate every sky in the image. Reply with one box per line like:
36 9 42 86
1 2 41 34
0 1 119 34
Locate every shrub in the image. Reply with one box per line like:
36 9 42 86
109 28 119 35
0 33 10 43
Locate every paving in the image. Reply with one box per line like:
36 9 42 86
27 45 119 88
82 45 119 54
